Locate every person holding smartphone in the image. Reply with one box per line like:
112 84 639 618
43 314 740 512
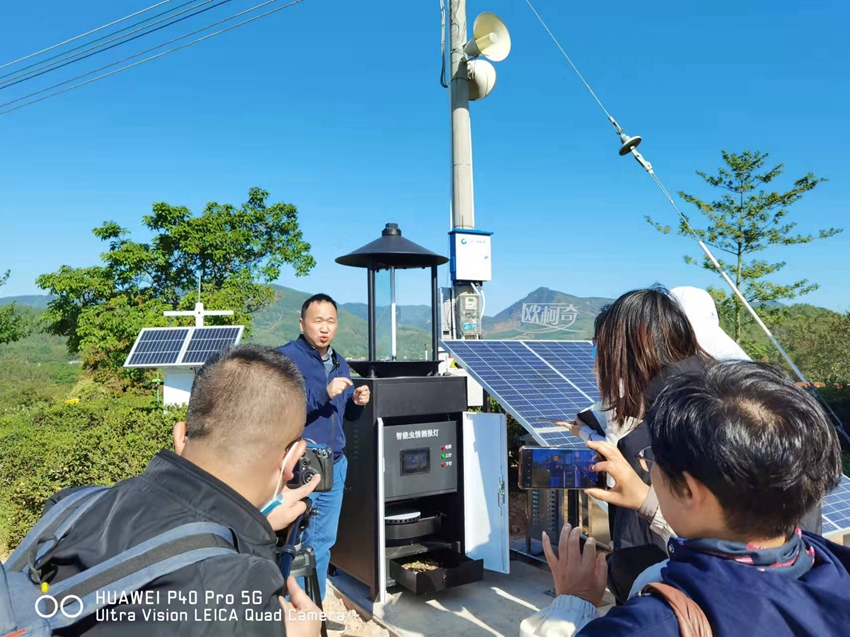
521 361 850 637
571 286 712 604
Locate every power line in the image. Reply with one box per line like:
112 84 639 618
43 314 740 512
0 1 176 71
0 0 202 83
0 0 234 91
0 0 308 116
0 0 285 111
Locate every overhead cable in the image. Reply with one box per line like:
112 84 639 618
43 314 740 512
0 0 203 83
0 0 308 116
0 1 177 71
0 0 235 91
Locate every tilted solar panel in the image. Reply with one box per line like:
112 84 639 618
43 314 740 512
443 338 850 536
181 326 244 365
124 325 244 368
124 328 191 368
441 339 597 448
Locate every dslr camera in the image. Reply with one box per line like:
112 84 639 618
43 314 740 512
287 441 333 492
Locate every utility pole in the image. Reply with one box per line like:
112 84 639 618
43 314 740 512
449 0 474 340
449 0 474 233
443 4 509 340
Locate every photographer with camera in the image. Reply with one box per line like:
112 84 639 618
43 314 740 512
7 345 323 636
279 294 370 600
521 361 850 637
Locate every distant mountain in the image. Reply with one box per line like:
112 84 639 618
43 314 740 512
341 302 433 332
0 288 836 358
249 286 433 361
483 287 613 340
0 295 55 309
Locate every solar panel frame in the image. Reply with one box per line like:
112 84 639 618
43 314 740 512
180 326 245 365
441 339 598 448
125 325 245 368
123 327 192 368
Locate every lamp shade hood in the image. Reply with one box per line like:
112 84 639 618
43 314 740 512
335 223 449 269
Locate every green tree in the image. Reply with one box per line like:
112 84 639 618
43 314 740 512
787 311 850 385
648 150 841 341
0 271 32 345
37 188 315 373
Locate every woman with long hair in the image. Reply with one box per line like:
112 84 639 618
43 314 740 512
580 286 710 603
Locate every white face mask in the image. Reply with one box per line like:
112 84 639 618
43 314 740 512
260 442 299 516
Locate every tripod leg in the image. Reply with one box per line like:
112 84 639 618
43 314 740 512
309 569 328 637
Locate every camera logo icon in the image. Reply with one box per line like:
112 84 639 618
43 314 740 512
34 593 84 619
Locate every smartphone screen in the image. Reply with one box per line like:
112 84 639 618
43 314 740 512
518 446 602 489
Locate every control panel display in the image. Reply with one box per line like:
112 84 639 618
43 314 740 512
384 420 458 501
401 448 430 475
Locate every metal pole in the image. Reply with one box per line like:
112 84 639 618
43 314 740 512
449 0 474 232
368 267 376 360
449 0 475 340
431 266 439 360
390 267 397 361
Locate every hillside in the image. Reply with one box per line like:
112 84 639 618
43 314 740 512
0 295 55 309
249 286 433 360
0 288 840 361
341 302 433 332
484 287 613 340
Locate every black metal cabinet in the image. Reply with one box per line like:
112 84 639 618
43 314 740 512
331 375 476 600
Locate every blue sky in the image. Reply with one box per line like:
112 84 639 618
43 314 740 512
1 0 848 315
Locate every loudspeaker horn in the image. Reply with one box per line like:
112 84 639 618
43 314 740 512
465 12 511 62
618 132 642 156
467 59 497 101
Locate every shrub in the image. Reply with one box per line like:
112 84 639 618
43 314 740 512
0 395 184 551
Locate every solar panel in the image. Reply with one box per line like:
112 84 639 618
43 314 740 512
441 340 598 448
822 475 850 537
445 338 850 536
525 341 598 397
124 325 245 368
181 326 244 365
124 328 191 368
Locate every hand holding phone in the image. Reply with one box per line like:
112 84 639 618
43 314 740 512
575 408 606 437
518 446 606 490
583 440 649 510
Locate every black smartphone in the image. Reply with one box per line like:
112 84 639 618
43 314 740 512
575 408 606 437
518 446 605 490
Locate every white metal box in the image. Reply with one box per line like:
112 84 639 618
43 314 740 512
450 230 492 283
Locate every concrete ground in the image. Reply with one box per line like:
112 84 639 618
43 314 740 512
329 552 615 637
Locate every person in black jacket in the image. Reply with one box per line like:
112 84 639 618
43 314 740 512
42 345 324 636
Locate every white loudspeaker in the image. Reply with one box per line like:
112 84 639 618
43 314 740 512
464 12 511 63
467 59 497 101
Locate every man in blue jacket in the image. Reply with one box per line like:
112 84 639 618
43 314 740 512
279 294 370 600
521 361 850 637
